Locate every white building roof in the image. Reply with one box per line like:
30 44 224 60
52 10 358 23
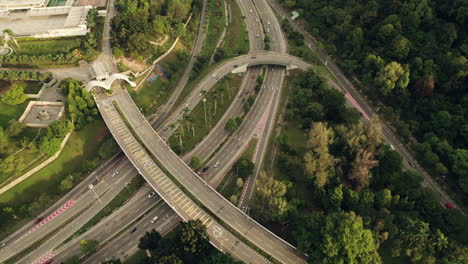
0 0 46 9
0 6 92 37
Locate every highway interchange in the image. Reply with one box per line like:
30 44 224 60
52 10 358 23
0 0 461 263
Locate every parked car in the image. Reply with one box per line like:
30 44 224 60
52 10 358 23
444 202 453 209
408 161 416 168
111 171 119 178
148 192 156 198
35 217 44 224
151 216 159 224
201 166 209 173
214 161 220 168
130 227 137 233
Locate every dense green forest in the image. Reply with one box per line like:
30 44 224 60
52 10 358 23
119 220 239 264
252 71 467 264
111 0 199 58
278 0 468 202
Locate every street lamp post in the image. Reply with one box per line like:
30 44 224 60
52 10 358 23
89 184 103 204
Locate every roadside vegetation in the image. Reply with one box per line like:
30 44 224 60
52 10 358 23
218 138 257 205
252 70 467 264
111 0 199 60
125 220 240 264
278 0 468 208
129 43 190 116
0 9 103 67
0 76 115 240
168 74 242 154
212 0 249 63
174 0 228 108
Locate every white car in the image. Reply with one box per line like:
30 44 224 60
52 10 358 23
214 161 220 168
267 21 271 25
111 171 119 178
148 192 156 198
249 9 252 12
151 216 159 224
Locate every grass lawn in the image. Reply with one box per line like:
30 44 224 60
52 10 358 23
0 120 108 204
169 74 242 153
205 0 227 59
131 41 189 116
242 138 258 160
0 101 28 128
16 38 82 56
222 0 249 56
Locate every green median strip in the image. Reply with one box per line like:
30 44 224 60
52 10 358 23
112 101 281 264
63 175 144 244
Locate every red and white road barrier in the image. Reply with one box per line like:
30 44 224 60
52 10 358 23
237 176 251 209
252 101 272 164
345 92 369 119
33 250 55 264
23 200 75 238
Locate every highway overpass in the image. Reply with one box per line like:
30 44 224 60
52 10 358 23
92 51 311 264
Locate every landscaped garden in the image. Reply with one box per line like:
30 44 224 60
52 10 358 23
0 8 103 67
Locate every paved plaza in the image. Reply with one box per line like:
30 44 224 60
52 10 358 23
20 102 64 127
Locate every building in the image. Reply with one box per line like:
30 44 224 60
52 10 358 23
0 5 92 38
0 0 46 10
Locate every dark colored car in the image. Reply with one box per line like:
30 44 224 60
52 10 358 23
35 217 44 224
201 166 209 173
444 203 453 209
130 227 137 233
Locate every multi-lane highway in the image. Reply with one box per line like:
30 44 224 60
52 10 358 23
152 0 208 126
96 95 274 264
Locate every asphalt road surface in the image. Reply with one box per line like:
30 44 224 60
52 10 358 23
97 96 273 264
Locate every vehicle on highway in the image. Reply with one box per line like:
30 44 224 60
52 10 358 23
251 56 256 59
255 18 259 22
390 144 395 150
267 21 271 25
0 242 5 248
214 161 220 168
35 217 44 224
111 171 119 178
249 9 252 12
256 34 260 38
148 192 156 198
408 161 416 168
234 64 238 68
130 227 137 233
151 216 159 223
